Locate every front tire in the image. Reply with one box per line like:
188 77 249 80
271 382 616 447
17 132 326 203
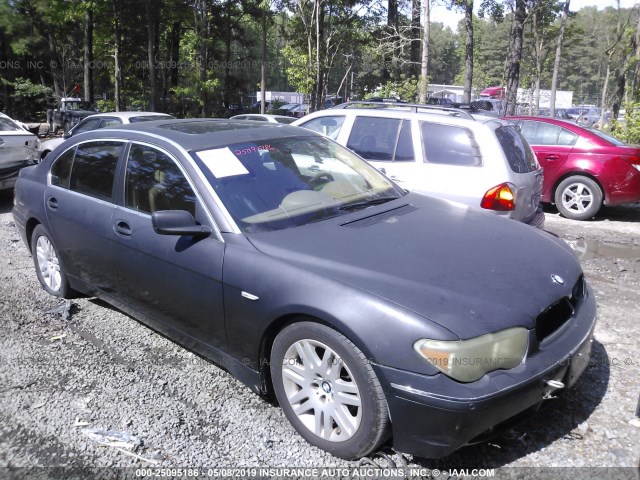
554 176 603 220
31 225 71 298
270 321 390 459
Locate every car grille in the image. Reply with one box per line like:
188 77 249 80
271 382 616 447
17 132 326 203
536 275 586 342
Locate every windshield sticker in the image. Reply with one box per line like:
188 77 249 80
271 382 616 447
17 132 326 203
196 147 250 178
235 144 272 155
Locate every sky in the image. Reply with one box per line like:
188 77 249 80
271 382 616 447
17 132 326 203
431 0 639 32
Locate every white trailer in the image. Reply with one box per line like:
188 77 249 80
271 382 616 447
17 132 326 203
517 88 573 108
256 91 305 104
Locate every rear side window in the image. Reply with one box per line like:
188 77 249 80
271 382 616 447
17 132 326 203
495 125 538 173
557 128 579 146
519 120 577 146
69 141 124 201
300 116 345 139
125 144 196 216
421 122 481 166
347 117 414 161
50 148 75 188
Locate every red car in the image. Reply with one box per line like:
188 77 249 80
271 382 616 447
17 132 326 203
505 116 640 220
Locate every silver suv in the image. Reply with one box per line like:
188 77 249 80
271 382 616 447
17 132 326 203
293 102 545 228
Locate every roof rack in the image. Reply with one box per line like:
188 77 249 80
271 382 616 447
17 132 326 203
331 101 476 121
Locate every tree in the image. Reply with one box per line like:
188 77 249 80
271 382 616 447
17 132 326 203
419 0 430 103
144 0 160 111
83 5 94 104
528 0 562 114
550 0 569 116
450 0 474 102
505 0 526 115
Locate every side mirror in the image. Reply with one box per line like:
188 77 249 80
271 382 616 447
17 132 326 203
152 210 212 237
63 132 72 139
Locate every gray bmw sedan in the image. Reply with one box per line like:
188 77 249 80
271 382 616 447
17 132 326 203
12 119 596 460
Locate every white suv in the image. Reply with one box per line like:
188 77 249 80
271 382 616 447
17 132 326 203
293 102 545 228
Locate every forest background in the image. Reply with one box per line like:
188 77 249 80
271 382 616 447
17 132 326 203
2 0 640 138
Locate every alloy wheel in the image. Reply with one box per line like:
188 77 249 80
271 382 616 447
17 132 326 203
36 236 61 292
280 339 362 442
560 182 594 214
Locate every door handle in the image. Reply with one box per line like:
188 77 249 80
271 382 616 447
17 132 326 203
47 197 58 210
544 154 559 161
114 221 132 237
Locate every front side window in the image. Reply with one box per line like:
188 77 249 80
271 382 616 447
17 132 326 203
69 141 124 201
125 144 197 216
299 116 345 139
421 122 481 166
192 136 404 233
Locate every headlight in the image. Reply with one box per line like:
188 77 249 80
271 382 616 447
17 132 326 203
413 327 529 383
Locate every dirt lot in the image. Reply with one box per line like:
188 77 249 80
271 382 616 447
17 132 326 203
0 189 638 478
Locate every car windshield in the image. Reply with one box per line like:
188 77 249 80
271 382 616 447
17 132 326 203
0 116 23 131
192 136 404 233
586 127 625 146
65 101 93 111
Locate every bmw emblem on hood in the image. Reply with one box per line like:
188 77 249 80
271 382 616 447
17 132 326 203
551 274 565 285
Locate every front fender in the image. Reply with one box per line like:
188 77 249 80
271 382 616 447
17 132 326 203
221 235 456 377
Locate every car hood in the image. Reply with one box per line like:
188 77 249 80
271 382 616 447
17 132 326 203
247 193 582 339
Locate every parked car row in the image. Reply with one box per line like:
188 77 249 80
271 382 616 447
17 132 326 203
9 101 640 223
290 102 640 222
13 118 597 461
292 101 546 229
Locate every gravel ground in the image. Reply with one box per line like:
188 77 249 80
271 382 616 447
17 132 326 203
0 189 639 479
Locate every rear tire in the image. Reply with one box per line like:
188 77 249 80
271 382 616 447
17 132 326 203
270 321 390 459
554 176 603 220
31 225 72 298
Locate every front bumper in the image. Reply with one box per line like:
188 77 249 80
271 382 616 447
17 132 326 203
374 284 597 459
0 165 23 191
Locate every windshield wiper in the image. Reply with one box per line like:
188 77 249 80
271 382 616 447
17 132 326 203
338 196 399 211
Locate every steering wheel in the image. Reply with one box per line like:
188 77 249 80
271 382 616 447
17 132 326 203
309 171 335 190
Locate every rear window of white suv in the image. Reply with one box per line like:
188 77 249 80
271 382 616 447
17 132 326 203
495 125 539 173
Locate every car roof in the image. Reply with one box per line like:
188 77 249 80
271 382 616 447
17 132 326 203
97 118 315 151
504 115 584 127
296 103 513 128
234 114 292 120
84 111 174 120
